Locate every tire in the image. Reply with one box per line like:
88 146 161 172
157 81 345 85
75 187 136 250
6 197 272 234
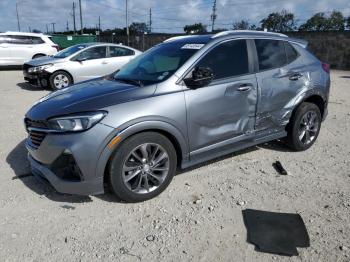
286 102 322 151
108 132 177 202
32 54 46 59
49 71 73 90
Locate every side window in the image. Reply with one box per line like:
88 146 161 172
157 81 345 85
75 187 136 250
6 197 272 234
109 46 134 57
75 46 107 60
255 39 287 71
284 42 299 63
31 37 45 44
196 39 249 80
0 36 7 44
8 35 33 44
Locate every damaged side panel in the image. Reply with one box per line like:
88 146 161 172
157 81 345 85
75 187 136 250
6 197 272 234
255 56 319 131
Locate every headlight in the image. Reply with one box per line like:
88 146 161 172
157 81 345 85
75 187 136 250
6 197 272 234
48 111 107 132
28 64 53 73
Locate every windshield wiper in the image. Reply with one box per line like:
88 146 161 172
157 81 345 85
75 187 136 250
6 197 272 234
114 77 144 87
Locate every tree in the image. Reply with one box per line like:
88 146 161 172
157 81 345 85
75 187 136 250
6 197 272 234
184 23 207 34
129 22 148 34
232 20 250 30
299 11 345 31
328 11 345 31
260 9 296 32
347 16 350 29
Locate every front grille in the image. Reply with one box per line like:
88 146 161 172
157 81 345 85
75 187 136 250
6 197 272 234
25 118 48 148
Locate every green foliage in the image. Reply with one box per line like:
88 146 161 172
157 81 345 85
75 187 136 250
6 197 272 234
260 10 296 32
129 22 149 34
299 11 346 31
183 23 207 34
232 20 250 30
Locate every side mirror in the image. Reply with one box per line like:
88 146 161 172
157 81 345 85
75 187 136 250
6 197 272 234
184 67 214 88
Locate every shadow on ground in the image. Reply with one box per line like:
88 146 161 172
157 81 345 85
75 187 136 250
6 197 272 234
0 65 22 71
17 82 50 91
7 138 290 204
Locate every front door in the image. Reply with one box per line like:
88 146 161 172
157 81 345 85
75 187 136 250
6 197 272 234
184 39 258 153
71 46 109 82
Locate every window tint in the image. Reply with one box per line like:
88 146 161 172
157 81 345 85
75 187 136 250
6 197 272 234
6 35 44 45
196 40 249 80
109 46 134 57
284 42 298 63
255 39 287 71
75 46 107 60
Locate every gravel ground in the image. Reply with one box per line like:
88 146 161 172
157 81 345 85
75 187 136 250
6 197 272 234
0 70 349 262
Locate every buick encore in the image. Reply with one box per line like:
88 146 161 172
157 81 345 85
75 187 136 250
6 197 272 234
24 30 330 202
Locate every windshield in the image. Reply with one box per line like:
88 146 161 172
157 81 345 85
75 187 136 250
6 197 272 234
114 42 204 85
54 44 89 58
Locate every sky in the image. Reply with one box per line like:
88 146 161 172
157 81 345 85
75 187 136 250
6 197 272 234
0 0 349 33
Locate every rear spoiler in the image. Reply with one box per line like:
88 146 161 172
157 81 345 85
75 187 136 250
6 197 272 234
288 37 308 49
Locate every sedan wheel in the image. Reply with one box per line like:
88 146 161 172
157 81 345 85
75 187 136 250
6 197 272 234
298 111 319 146
53 74 70 89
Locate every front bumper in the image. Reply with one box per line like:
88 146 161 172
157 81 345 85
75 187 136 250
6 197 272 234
25 123 116 195
23 66 49 86
28 154 104 195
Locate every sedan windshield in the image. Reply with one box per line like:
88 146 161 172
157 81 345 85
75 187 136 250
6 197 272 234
54 44 89 58
114 42 204 86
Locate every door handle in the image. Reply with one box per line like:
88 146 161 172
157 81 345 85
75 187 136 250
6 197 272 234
101 61 108 64
289 72 303 81
237 84 252 92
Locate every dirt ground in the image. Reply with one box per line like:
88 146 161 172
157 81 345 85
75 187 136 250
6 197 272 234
0 69 349 262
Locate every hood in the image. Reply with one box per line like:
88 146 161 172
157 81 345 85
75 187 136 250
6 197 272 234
25 56 66 66
26 79 156 120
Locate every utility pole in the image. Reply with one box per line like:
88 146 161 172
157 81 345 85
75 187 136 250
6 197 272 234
46 24 49 34
66 21 69 32
51 22 56 33
72 2 77 34
79 0 83 34
149 8 152 33
211 0 217 32
98 16 101 31
28 26 31 32
16 2 21 31
126 0 129 45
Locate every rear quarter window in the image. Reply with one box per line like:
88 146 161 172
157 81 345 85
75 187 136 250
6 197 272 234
284 42 299 63
109 46 134 57
255 39 287 71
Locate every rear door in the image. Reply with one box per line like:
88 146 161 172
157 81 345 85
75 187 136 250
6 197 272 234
184 39 258 153
106 46 136 73
0 35 11 65
254 39 305 131
70 46 108 82
7 35 35 63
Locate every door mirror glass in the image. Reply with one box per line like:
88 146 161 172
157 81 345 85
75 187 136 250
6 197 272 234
184 66 214 88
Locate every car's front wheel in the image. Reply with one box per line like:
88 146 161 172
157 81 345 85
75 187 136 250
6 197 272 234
49 71 73 90
108 132 177 202
287 102 322 151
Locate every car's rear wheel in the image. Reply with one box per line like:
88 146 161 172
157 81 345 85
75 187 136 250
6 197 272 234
108 132 177 202
286 102 321 151
49 71 73 90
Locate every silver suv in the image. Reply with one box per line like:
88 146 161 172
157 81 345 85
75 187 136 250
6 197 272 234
24 30 330 202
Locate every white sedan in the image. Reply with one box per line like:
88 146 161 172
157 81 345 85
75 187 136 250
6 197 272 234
23 43 142 90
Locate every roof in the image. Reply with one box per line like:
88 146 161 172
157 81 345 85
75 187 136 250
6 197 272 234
0 31 50 37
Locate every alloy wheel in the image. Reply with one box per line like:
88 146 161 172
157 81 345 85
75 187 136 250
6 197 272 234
298 110 319 145
122 143 170 194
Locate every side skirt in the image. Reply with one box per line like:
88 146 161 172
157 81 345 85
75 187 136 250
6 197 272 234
181 129 287 169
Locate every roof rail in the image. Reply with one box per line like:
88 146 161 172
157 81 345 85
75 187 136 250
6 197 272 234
211 30 288 39
163 35 198 43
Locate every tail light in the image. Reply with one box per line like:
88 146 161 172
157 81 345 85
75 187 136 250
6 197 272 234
52 45 60 52
322 62 330 74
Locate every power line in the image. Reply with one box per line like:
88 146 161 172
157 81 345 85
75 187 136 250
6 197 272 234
79 0 83 34
16 2 21 31
211 0 217 32
72 2 77 34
